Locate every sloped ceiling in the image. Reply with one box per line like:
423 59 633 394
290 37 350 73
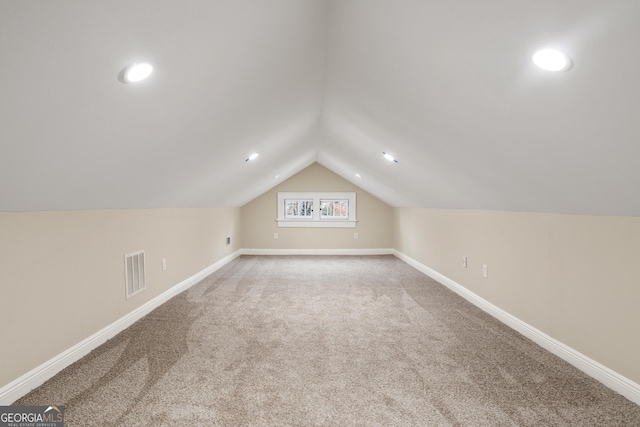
2 1 640 215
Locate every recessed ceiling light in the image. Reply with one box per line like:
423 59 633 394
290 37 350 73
121 62 154 83
355 173 362 178
245 152 259 162
532 48 572 72
273 174 280 179
383 152 398 163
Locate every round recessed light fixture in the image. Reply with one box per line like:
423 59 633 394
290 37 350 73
245 152 259 162
383 152 398 163
120 62 154 83
532 48 572 72
355 173 362 178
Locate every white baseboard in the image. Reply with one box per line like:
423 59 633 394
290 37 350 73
0 250 242 406
241 248 394 256
393 249 640 406
5 248 638 407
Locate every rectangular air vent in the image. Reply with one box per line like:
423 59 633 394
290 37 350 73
125 250 146 299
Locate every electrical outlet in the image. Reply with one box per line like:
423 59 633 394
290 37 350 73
226 237 231 245
482 264 488 278
354 232 359 239
162 258 167 271
463 256 467 268
273 232 278 240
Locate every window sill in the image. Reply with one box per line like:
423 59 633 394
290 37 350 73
276 219 357 228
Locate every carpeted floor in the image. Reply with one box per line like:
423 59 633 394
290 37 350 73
14 255 640 426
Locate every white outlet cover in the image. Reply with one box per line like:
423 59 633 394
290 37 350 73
354 232 359 239
482 264 488 278
273 232 278 240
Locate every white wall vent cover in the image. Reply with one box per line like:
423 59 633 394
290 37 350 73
124 250 146 299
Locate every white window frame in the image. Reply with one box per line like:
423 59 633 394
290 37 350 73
284 198 314 219
320 199 349 220
277 192 357 228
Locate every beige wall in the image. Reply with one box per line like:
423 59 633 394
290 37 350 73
3 179 639 395
0 207 241 387
242 163 393 250
393 208 640 385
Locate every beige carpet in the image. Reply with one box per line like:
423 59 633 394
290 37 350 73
14 255 640 426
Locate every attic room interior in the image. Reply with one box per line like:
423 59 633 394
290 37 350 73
1 0 640 424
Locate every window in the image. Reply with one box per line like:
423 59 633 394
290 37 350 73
277 192 356 228
320 199 348 219
285 199 313 219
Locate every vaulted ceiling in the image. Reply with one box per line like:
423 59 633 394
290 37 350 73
2 1 640 215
